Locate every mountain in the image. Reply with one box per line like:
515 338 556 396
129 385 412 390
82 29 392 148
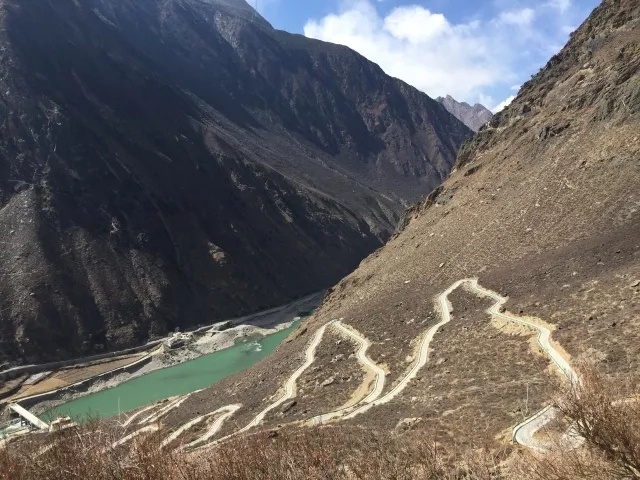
155 0 640 448
437 95 493 131
0 0 471 365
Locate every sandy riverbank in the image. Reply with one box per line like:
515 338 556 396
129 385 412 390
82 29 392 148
20 292 324 415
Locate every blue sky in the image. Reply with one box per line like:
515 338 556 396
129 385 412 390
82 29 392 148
248 0 600 111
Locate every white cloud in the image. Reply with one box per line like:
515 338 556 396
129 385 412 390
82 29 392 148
304 0 590 107
383 7 451 43
547 0 572 13
478 93 495 109
492 95 517 113
304 1 511 104
498 8 536 26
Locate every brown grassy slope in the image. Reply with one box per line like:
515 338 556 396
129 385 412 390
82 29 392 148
269 327 367 425
312 0 640 441
368 288 555 447
2 364 638 480
150 0 639 448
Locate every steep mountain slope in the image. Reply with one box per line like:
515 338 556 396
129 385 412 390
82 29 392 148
156 0 639 448
0 0 471 365
437 95 493 131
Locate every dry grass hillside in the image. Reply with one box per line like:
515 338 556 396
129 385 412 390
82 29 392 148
2 364 639 479
309 0 640 439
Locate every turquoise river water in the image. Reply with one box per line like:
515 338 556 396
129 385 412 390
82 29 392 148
42 320 302 422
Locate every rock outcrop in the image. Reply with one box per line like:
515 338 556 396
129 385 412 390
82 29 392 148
436 95 493 131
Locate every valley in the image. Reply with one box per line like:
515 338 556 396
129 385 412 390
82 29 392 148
64 0 638 461
0 0 638 478
0 0 471 366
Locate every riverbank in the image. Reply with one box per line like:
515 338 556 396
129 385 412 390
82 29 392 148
7 292 324 417
42 318 310 422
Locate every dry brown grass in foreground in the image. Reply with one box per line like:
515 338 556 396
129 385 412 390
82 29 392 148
515 362 640 479
1 363 639 480
0 423 501 480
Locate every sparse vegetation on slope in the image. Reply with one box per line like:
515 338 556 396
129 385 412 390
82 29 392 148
2 366 639 479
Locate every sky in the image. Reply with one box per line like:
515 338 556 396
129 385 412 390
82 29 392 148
247 0 600 112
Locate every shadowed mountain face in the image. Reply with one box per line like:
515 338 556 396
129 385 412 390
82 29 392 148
0 0 471 365
436 95 493 131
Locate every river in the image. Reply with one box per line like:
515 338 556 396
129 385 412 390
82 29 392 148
42 319 303 422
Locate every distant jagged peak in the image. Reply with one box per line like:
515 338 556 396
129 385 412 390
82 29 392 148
436 94 493 132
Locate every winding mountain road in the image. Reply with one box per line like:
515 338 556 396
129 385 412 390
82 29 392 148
121 403 159 428
334 322 386 403
198 319 386 447
196 323 330 447
241 322 331 432
468 280 578 451
239 319 387 431
182 404 242 449
161 414 210 448
470 280 574 381
340 278 577 451
113 392 198 448
129 279 579 453
112 425 159 448
139 393 195 425
310 321 386 424
342 279 470 419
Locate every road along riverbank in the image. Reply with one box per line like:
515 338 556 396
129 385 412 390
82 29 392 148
42 318 309 422
6 292 323 420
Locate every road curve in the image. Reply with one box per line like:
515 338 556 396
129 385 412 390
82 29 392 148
121 403 159 427
131 281 577 454
199 319 385 447
310 321 386 424
161 414 208 448
184 404 242 450
112 425 159 448
113 391 200 448
337 278 577 453
334 321 386 404
205 323 330 447
511 405 558 451
139 393 194 425
469 280 575 381
238 322 331 433
466 279 578 451
343 279 469 419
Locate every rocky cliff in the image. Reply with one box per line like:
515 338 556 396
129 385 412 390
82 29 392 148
0 0 471 365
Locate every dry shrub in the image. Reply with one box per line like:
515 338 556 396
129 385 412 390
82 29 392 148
3 363 639 480
0 422 501 480
515 362 640 479
192 426 502 480
0 420 182 480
